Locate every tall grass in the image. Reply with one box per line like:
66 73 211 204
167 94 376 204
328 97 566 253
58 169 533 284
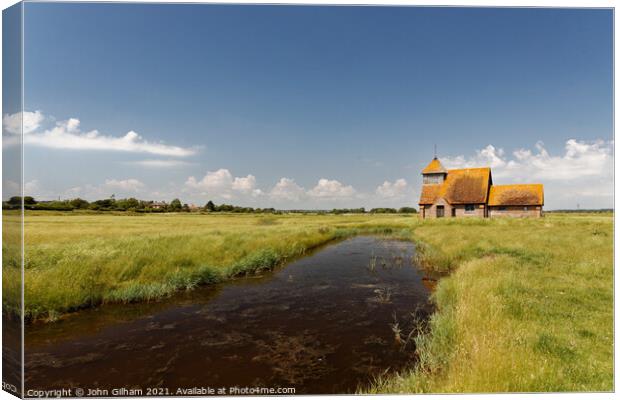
14 212 415 321
365 213 613 392
3 211 22 317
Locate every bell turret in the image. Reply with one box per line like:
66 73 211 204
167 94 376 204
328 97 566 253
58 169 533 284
422 157 447 184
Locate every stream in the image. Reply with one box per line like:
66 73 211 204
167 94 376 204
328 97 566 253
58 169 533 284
24 236 437 395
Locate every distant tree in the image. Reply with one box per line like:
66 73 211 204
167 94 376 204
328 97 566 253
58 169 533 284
398 207 417 214
331 207 365 214
7 196 22 206
69 198 90 209
137 200 150 210
170 198 182 211
125 198 140 209
217 204 234 212
91 198 116 210
32 200 74 211
369 208 398 214
182 203 190 212
115 198 140 211
4 196 37 208
204 200 215 212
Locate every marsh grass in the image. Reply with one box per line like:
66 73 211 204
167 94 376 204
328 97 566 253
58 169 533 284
365 213 613 393
390 307 429 352
368 252 378 272
14 212 416 321
373 287 393 304
2 211 22 317
390 318 403 345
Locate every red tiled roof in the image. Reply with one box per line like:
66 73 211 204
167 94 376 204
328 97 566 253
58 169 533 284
488 184 544 206
442 168 492 204
418 167 492 205
419 184 442 205
422 158 447 174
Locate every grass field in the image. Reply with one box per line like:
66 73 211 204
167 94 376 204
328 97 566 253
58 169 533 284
367 212 613 392
3 211 613 392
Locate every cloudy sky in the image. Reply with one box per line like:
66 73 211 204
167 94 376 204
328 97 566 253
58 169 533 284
3 5 613 209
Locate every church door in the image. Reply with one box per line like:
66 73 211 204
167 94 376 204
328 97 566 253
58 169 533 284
436 205 444 218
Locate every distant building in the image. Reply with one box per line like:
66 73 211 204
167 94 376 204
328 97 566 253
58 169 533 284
418 157 544 219
151 201 167 210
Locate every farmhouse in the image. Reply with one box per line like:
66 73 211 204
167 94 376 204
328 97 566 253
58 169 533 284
418 157 544 219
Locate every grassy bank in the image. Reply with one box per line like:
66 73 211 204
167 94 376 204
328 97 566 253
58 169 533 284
10 212 414 321
367 212 613 392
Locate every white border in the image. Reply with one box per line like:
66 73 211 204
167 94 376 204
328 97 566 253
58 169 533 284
0 1 616 400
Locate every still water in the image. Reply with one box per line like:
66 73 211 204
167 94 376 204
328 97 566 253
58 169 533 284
25 236 436 395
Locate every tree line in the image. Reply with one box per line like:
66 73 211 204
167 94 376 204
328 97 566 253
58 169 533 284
329 207 417 214
1 196 278 213
2 196 416 214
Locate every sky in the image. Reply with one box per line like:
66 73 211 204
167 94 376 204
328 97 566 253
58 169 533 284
2 4 614 209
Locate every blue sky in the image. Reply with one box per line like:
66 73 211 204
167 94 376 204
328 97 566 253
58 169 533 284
4 4 613 209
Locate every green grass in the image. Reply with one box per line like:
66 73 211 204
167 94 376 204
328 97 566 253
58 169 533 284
9 211 415 321
366 213 613 393
3 211 613 392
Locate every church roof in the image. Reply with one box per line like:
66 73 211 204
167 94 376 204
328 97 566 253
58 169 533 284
488 184 544 206
419 167 492 205
421 157 447 174
419 184 442 205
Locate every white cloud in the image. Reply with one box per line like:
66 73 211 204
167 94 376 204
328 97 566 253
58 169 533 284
185 169 262 199
28 119 196 156
442 139 613 181
251 189 264 197
126 159 194 168
232 175 257 193
3 110 44 135
24 180 41 196
186 169 233 191
308 178 356 199
376 178 410 198
103 178 145 192
185 175 358 204
503 140 612 181
269 178 306 202
442 144 506 170
442 139 613 209
2 111 197 157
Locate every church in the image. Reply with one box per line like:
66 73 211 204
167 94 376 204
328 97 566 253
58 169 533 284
418 157 544 219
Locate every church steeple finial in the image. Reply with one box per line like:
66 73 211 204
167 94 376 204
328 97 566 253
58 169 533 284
434 144 437 159
422 155 447 175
